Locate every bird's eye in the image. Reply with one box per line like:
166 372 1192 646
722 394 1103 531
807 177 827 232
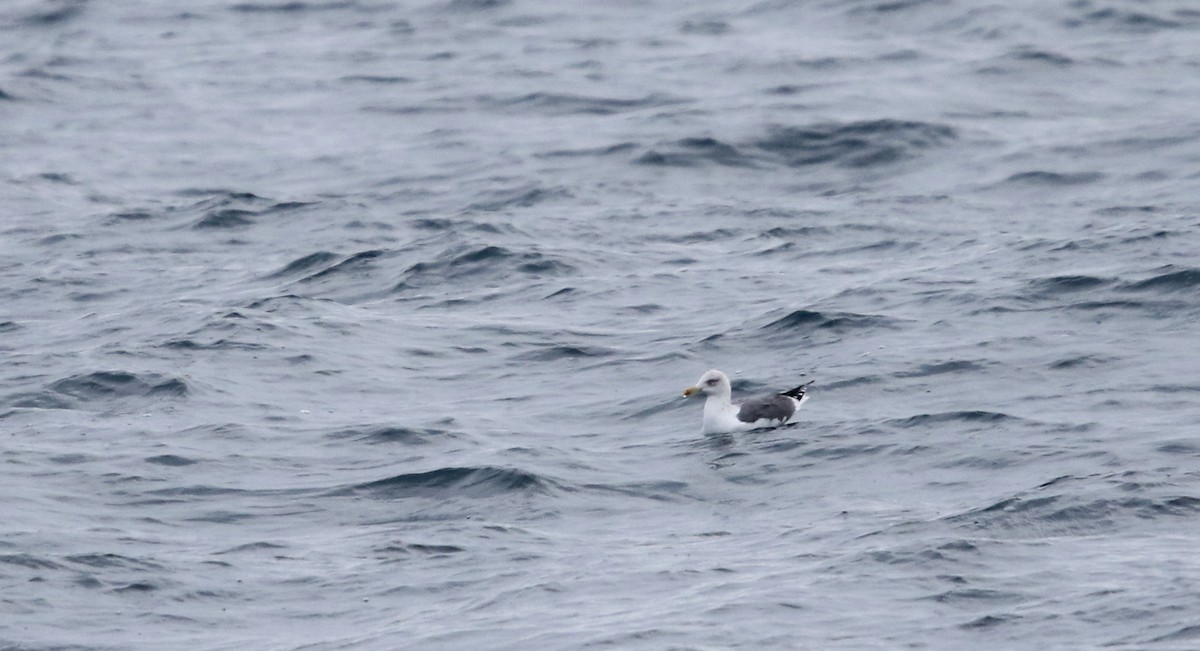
706 378 718 386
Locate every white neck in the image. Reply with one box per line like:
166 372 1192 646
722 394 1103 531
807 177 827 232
701 390 736 433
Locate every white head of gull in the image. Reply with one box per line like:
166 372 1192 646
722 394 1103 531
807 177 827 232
683 369 811 435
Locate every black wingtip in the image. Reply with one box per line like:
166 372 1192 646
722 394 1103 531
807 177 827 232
779 380 814 399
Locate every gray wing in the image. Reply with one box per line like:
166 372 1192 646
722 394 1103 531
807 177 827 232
736 394 796 424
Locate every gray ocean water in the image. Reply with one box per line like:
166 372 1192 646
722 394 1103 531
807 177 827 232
4 1 1200 649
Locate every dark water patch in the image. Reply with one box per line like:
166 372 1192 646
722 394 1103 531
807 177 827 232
939 540 978 553
1027 274 1113 297
242 295 293 311
163 338 268 351
171 309 274 343
496 14 554 27
1096 204 1158 216
70 290 124 303
38 233 83 246
894 360 986 378
762 309 895 335
49 453 90 465
75 575 104 589
647 227 740 244
759 225 832 239
489 92 677 116
177 189 265 201
341 75 413 84
1151 624 1200 643
1064 299 1153 312
851 0 936 13
389 19 415 34
193 208 256 229
1151 384 1200 394
513 345 617 362
145 454 199 466
545 287 578 300
0 554 63 570
583 480 691 502
676 137 756 167
726 378 766 394
923 588 1024 604
978 51 1073 75
948 492 1200 536
1041 475 1080 490
65 554 161 569
1002 170 1104 186
406 346 447 358
635 137 755 168
169 422 247 442
1048 354 1111 370
0 321 20 333
443 0 511 12
1159 496 1200 514
181 191 308 230
146 485 247 497
216 542 287 554
0 87 16 101
961 614 1020 629
38 172 76 183
819 376 883 390
231 2 355 12
681 20 730 35
395 244 575 291
1009 48 1074 66
754 120 955 168
1110 471 1174 492
114 581 158 593
363 102 466 115
297 249 388 282
3 391 75 410
1067 8 1184 32
1119 228 1175 245
764 309 834 330
624 395 698 421
765 83 820 95
860 546 949 565
620 303 663 314
410 217 508 233
454 346 489 354
1157 440 1200 455
832 238 911 255
188 511 255 524
262 201 315 214
342 466 555 498
404 543 466 554
329 425 443 445
20 0 87 26
518 258 571 274
801 443 893 461
1122 267 1200 292
377 542 466 555
937 453 1025 470
18 67 75 82
540 142 638 158
47 371 189 402
888 411 1017 429
105 210 158 225
467 185 570 212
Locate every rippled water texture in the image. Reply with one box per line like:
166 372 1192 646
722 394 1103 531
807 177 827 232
4 1 1200 649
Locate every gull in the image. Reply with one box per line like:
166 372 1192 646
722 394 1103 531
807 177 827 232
683 369 811 435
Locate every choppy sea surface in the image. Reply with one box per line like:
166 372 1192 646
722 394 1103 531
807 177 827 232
4 1 1200 648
